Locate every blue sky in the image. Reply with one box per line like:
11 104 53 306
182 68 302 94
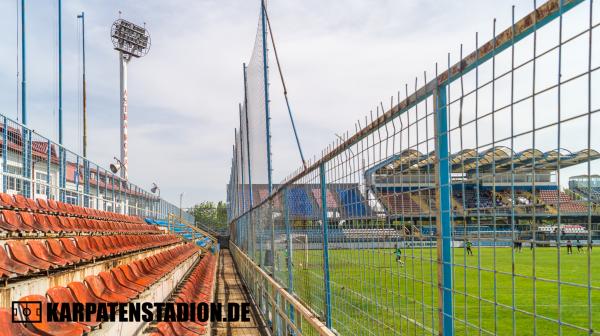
0 0 595 206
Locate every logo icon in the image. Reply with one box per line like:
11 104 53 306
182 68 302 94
12 301 42 323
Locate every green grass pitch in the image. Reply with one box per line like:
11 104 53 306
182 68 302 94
278 246 599 335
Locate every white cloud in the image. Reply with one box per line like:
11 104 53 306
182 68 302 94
0 0 596 206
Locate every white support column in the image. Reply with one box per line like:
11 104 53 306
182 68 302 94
119 53 129 181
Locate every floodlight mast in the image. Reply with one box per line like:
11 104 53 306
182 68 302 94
110 17 150 180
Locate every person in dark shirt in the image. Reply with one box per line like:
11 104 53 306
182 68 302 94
466 240 473 256
576 240 583 253
394 245 404 266
566 240 573 254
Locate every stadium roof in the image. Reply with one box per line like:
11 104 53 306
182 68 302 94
366 147 600 176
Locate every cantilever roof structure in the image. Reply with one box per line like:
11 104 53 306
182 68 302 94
366 147 600 177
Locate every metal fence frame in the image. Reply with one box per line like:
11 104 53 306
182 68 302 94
229 0 599 334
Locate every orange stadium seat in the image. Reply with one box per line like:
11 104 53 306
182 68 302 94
17 295 89 335
84 275 130 303
0 308 39 336
46 286 101 329
27 240 70 267
46 238 83 264
98 271 139 299
6 240 56 271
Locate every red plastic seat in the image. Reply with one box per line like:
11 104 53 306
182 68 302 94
57 217 75 231
47 199 59 212
47 286 101 328
66 217 80 232
19 212 50 232
28 240 70 267
76 236 105 258
36 198 52 212
58 238 93 260
47 216 66 231
64 203 76 214
17 295 88 335
98 271 139 298
24 197 39 211
0 193 16 208
67 282 107 305
55 201 69 214
0 210 33 232
11 194 29 209
46 238 82 264
35 214 61 232
84 275 130 303
110 268 147 292
6 240 56 270
0 308 38 335
117 265 154 286
0 244 34 276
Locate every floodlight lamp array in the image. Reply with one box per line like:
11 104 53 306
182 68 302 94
111 19 150 58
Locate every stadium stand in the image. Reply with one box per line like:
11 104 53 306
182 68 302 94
150 251 217 335
378 191 422 215
337 187 371 218
4 243 201 335
286 187 314 218
0 191 216 335
311 188 339 210
538 190 587 213
569 175 600 203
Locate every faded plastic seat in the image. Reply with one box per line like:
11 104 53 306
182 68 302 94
17 295 88 336
74 236 104 258
98 271 139 299
0 209 33 232
24 197 39 211
55 201 69 215
20 212 50 232
67 281 107 305
46 238 82 264
47 199 59 212
0 244 34 276
36 198 52 212
110 267 147 291
117 265 155 286
47 216 66 231
94 236 116 255
66 217 81 232
6 240 56 270
58 238 93 260
84 275 129 303
11 194 30 210
0 308 38 335
57 216 75 232
47 286 101 328
0 193 16 208
35 213 62 232
28 240 70 267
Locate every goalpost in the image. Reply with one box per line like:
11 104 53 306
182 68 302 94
291 233 309 270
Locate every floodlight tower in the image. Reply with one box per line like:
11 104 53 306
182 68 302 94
110 17 150 180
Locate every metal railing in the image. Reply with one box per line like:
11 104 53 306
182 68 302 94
0 111 192 222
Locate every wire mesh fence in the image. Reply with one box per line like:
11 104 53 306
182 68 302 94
229 0 600 334
0 113 191 222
